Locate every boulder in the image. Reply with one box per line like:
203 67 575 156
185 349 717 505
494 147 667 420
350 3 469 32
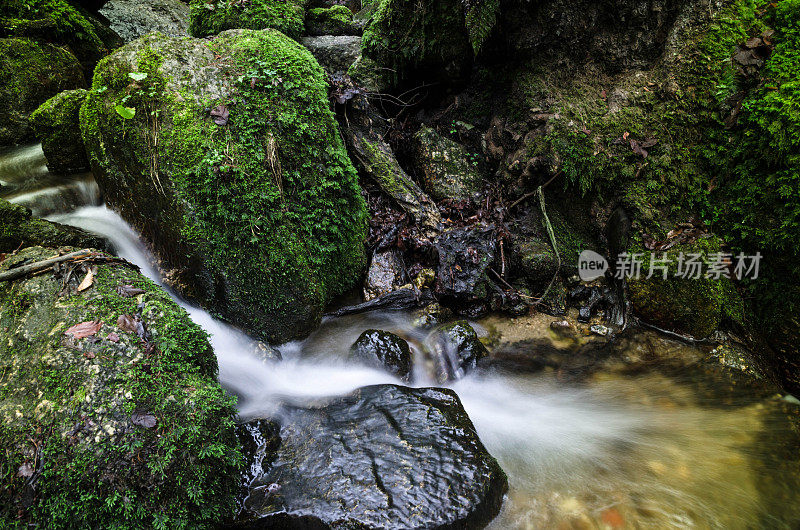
435 224 496 301
0 38 85 146
99 0 190 42
0 246 241 527
188 0 305 39
363 249 405 301
305 5 360 36
412 126 484 203
430 320 488 382
81 30 368 343
301 35 362 73
239 384 507 528
0 199 108 253
29 89 90 173
361 0 472 89
350 329 413 380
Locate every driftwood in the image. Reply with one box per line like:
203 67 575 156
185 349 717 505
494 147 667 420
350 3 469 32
0 249 140 282
327 287 435 317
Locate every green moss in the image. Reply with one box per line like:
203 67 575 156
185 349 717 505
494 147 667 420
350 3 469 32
81 31 367 342
29 89 89 172
305 5 355 35
0 247 241 528
188 0 306 39
0 198 107 252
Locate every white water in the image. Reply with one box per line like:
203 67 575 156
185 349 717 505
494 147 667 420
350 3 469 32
29 186 800 527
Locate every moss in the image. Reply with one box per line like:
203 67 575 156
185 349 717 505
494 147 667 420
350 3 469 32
412 126 484 202
361 0 472 88
0 37 85 145
29 89 89 172
0 198 107 252
188 0 306 39
81 31 367 342
0 246 242 528
305 5 355 36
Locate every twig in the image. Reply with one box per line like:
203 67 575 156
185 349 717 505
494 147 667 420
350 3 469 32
0 250 93 282
507 171 563 210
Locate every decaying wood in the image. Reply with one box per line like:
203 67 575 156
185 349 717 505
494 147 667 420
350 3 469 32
0 249 140 282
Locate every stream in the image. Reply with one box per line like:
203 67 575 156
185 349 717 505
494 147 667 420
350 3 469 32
4 144 800 529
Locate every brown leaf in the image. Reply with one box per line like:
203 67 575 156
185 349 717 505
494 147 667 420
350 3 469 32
117 284 145 298
210 104 229 126
630 139 649 158
131 412 157 429
107 332 120 343
17 463 34 478
77 268 94 292
117 314 137 334
65 320 103 339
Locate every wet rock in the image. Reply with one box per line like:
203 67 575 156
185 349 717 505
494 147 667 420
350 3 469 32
347 54 391 93
237 419 281 489
81 31 367 343
248 342 282 363
363 249 406 301
0 199 108 253
239 385 507 528
0 246 241 527
305 6 361 36
188 0 306 39
514 236 559 289
100 0 190 43
328 286 435 317
301 35 362 73
411 126 485 203
350 329 412 380
435 224 496 302
411 302 451 329
0 39 85 146
550 319 576 337
431 320 489 381
29 89 89 173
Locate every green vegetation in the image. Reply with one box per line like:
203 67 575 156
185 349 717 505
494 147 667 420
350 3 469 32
188 0 306 39
81 30 367 342
29 89 90 172
0 246 242 528
305 5 354 35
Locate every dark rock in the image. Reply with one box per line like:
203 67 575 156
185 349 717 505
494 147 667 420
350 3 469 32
237 419 281 491
328 286 435 317
435 224 496 301
430 320 489 382
0 198 109 253
29 89 90 173
100 0 190 42
412 126 485 203
363 249 406 301
301 35 362 73
238 385 507 529
350 329 412 380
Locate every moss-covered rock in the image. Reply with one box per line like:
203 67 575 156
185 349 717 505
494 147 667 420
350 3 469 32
305 5 358 36
0 38 85 145
361 0 472 89
0 246 241 527
188 0 305 39
81 30 368 342
412 125 484 203
627 236 745 339
29 89 90 173
0 199 108 252
0 0 122 76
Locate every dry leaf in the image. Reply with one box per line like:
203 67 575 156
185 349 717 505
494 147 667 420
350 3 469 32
131 412 157 429
117 284 145 298
17 463 34 478
107 332 120 343
117 314 137 334
65 320 103 339
77 269 94 292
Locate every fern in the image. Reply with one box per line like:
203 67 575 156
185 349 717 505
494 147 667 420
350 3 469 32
464 0 500 53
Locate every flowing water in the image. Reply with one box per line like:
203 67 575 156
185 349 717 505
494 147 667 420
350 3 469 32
4 145 800 529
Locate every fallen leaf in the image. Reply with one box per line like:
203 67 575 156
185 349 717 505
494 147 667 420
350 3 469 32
117 314 137 334
210 104 229 126
17 463 34 478
131 412 157 429
107 332 120 343
602 508 624 528
117 284 145 298
65 320 103 339
83 351 96 359
77 269 94 292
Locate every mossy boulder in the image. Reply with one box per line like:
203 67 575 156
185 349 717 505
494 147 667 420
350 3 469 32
0 246 241 527
412 126 484 203
29 89 90 173
0 0 122 76
188 0 306 39
80 30 368 342
0 198 107 253
627 237 745 339
305 5 358 36
0 38 85 145
361 0 472 89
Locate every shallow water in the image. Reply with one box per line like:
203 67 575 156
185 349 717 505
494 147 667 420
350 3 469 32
5 146 800 529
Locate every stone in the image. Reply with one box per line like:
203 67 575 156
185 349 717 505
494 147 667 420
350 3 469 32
412 126 485 203
435 224 496 301
350 329 413 380
305 5 361 36
239 384 507 529
100 0 190 43
301 35 362 73
188 0 306 39
29 89 90 173
363 249 405 301
0 199 108 253
430 320 489 382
